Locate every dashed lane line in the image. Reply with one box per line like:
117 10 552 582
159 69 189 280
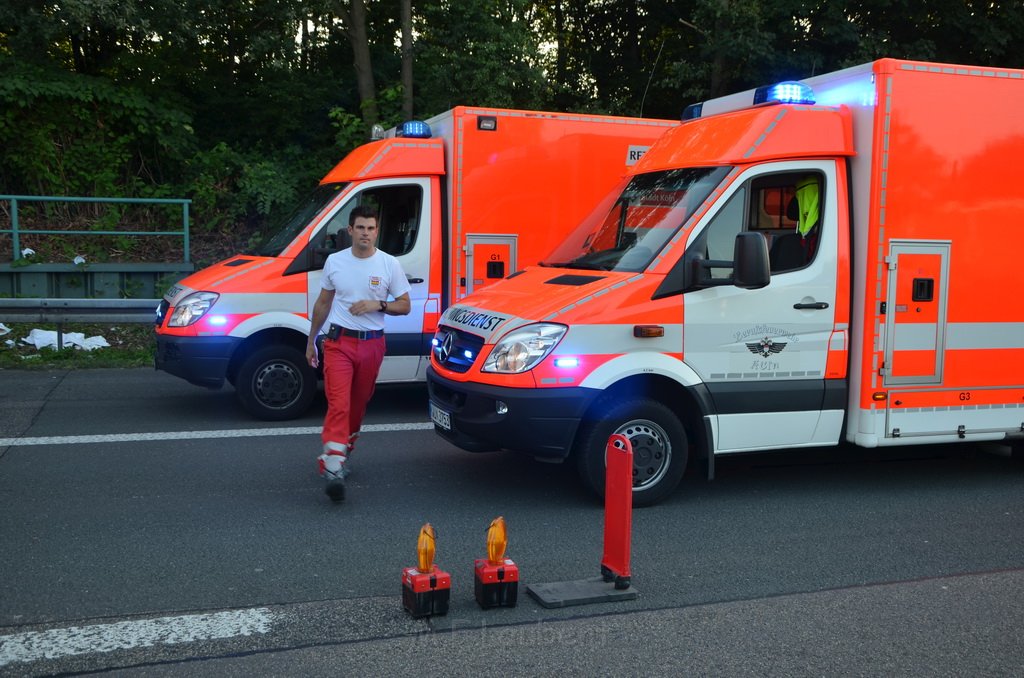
0 422 435 448
0 608 275 667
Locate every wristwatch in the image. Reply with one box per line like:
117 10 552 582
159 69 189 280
379 300 388 313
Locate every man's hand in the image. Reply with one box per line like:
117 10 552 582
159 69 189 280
349 299 381 315
306 341 319 368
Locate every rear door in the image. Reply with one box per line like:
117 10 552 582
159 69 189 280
882 241 950 386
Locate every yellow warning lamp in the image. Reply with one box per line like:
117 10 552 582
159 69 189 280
417 523 436 573
486 516 508 565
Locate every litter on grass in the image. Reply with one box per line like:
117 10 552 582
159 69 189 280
20 329 111 351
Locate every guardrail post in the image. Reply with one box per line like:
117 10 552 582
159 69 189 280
11 197 19 260
182 201 190 264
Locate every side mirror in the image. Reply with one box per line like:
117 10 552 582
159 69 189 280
733 232 770 289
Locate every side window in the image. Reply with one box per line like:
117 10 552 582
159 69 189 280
691 170 824 284
703 184 747 282
750 172 824 273
372 185 423 256
314 184 423 268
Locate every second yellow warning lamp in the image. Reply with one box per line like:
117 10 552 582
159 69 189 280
475 516 519 608
487 516 508 564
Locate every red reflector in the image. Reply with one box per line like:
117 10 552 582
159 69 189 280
633 325 665 338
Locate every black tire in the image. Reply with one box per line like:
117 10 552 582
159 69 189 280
235 344 317 421
575 397 688 507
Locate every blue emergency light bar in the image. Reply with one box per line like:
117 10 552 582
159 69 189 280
753 81 815 105
681 102 703 121
682 80 816 121
398 120 432 138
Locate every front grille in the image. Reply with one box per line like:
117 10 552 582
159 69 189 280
432 325 485 373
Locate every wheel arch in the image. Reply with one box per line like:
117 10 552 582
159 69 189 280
575 373 713 469
227 326 317 384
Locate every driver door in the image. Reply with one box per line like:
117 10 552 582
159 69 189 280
306 178 432 381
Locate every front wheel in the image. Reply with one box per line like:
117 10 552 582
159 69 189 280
235 345 317 421
575 398 688 507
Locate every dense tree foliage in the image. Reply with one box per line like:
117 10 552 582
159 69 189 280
2 0 1023 262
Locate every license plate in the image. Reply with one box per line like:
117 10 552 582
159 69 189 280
429 403 451 431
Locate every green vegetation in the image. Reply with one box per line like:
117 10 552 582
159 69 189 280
2 2 1023 368
0 323 154 369
4 2 1022 266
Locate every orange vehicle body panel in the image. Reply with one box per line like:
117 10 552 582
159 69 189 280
640 105 854 172
321 138 445 183
157 255 306 338
855 59 1024 416
443 109 675 304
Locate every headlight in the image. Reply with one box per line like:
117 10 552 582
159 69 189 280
168 291 219 327
482 323 567 374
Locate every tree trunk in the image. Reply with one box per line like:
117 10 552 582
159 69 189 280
400 0 413 120
345 0 379 135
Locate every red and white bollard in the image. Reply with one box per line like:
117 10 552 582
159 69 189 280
600 433 632 589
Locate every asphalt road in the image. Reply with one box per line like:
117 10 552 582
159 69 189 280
1 368 1023 676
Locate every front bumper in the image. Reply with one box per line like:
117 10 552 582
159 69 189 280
426 366 599 459
154 333 241 389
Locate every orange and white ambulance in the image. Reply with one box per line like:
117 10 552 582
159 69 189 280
154 107 675 419
426 59 1024 505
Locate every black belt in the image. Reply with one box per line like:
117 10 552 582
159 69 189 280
330 324 383 340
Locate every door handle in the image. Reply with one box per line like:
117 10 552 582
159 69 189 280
407 277 424 284
793 302 829 310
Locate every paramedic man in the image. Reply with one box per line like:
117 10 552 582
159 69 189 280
305 205 411 501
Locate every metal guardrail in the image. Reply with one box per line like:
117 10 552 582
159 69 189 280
0 195 191 263
0 298 159 349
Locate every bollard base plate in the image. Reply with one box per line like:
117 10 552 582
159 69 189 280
525 577 638 609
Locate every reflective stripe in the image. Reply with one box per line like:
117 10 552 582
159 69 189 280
211 292 307 315
889 322 1024 351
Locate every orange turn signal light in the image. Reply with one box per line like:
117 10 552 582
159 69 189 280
872 392 887 401
633 325 665 338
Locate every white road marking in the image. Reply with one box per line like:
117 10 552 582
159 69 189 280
0 608 274 667
0 422 435 448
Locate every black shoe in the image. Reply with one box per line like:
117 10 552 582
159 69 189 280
325 478 346 502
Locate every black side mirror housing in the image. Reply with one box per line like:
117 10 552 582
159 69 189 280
733 231 770 289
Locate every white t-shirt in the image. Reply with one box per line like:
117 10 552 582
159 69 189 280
321 248 411 332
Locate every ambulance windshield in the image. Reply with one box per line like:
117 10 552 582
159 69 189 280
255 183 347 257
541 167 730 272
